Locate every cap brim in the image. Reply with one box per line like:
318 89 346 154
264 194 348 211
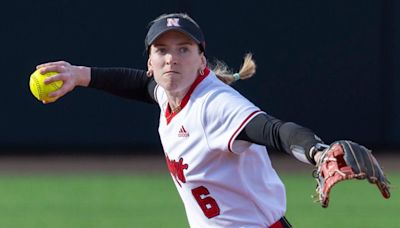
147 27 201 46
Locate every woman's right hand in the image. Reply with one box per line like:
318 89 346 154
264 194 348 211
36 61 91 104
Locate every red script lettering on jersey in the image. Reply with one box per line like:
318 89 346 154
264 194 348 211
166 155 188 187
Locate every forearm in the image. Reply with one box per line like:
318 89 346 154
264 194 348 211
89 67 156 103
238 113 324 165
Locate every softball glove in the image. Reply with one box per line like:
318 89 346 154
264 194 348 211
313 140 390 208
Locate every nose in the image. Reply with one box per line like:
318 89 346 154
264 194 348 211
166 53 178 65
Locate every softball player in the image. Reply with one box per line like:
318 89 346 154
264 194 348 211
37 13 389 227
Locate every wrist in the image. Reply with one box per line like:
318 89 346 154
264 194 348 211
309 143 329 165
75 66 91 87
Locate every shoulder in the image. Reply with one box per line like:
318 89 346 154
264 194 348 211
197 72 243 100
154 84 166 107
198 72 259 120
201 72 253 106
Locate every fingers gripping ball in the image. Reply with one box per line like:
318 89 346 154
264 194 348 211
29 69 63 102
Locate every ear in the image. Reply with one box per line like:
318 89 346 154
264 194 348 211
200 53 207 69
146 58 154 77
147 58 152 70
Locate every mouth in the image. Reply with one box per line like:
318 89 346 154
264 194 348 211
163 70 180 76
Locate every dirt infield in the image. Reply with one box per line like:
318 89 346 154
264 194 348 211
0 152 398 174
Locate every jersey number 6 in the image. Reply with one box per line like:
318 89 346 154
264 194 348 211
191 186 220 219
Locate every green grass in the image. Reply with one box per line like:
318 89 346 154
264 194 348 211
0 173 398 227
283 172 400 227
0 175 187 228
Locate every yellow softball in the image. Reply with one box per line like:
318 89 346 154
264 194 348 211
29 69 63 102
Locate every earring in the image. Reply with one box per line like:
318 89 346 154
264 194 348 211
146 70 153 77
199 69 204 76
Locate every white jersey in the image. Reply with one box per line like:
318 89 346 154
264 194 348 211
154 69 286 227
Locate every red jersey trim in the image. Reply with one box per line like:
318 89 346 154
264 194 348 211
165 68 210 124
228 110 264 153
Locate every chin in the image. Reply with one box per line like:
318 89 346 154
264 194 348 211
159 81 178 91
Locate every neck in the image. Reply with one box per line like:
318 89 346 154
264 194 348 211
165 79 192 108
164 68 209 114
167 95 183 113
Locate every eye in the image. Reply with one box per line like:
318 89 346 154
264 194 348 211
155 48 167 54
179 47 189 53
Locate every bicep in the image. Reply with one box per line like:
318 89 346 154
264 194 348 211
237 113 285 151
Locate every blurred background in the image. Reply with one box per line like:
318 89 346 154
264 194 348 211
0 1 399 227
2 0 400 154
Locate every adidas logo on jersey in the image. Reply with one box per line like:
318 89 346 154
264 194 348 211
178 125 189 137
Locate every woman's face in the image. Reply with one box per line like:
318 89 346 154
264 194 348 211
148 30 206 95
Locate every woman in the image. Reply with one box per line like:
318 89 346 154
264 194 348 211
36 13 389 228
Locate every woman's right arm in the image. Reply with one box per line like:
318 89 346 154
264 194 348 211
37 61 156 104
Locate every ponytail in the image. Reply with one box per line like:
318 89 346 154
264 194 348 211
211 53 256 85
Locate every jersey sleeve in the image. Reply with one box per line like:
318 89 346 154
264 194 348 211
201 87 265 154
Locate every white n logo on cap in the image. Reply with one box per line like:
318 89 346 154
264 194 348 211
167 18 180 27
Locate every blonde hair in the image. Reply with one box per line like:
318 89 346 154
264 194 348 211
211 53 256 85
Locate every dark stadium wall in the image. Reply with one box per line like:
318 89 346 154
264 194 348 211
1 0 399 154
